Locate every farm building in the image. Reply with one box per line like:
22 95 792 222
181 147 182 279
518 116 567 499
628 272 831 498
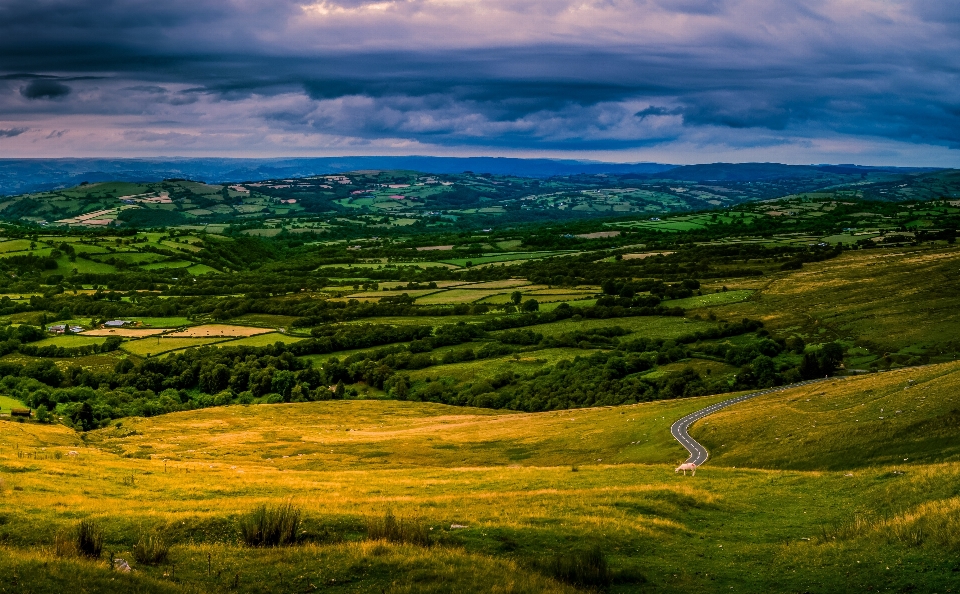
104 320 131 328
48 324 66 333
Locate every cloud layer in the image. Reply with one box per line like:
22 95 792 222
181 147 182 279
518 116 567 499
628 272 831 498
0 0 958 164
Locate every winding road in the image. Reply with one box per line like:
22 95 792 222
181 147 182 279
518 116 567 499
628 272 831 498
670 379 828 466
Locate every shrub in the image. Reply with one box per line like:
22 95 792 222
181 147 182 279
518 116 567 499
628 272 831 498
548 545 611 587
366 510 431 547
75 519 104 558
132 530 170 565
239 503 302 547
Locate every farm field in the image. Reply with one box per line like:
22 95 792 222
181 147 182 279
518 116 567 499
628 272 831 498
120 336 232 357
169 324 273 338
510 314 713 339
83 328 166 337
32 335 108 348
407 347 603 383
220 332 305 348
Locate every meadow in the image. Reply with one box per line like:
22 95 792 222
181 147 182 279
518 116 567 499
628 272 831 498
2 364 959 592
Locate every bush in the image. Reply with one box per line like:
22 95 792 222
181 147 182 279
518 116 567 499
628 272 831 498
132 530 170 565
75 519 104 558
548 545 611 587
239 503 302 547
366 510 431 547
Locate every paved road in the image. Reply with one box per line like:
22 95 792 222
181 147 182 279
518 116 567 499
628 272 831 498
670 379 829 466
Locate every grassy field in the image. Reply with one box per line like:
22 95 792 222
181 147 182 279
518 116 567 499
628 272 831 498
136 317 194 328
0 394 24 413
407 347 601 384
696 361 960 469
220 333 306 348
83 328 166 337
170 324 272 338
667 289 754 309
32 335 108 348
121 336 232 357
512 315 713 339
2 373 959 592
719 246 960 357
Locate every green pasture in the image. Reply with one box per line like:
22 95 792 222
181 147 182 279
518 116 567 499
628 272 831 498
439 250 577 266
31 335 108 348
121 336 231 357
141 260 194 271
135 317 194 328
0 394 25 413
220 333 305 348
666 289 754 309
415 289 505 305
407 347 601 383
511 315 712 339
539 298 598 311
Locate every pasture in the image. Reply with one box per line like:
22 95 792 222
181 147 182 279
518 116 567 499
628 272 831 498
120 336 232 357
2 365 959 592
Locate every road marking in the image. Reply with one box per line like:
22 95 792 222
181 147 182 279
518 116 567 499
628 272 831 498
670 378 829 466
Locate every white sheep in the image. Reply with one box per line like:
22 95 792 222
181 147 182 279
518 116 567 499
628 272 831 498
675 462 697 476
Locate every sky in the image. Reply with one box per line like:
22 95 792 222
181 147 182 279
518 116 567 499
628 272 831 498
0 0 959 165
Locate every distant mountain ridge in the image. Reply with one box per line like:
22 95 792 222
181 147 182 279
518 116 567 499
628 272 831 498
0 157 940 196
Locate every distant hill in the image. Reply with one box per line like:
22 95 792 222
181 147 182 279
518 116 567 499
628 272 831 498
0 157 677 196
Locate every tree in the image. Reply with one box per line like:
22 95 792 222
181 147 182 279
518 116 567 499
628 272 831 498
521 299 539 312
334 380 345 399
510 291 523 305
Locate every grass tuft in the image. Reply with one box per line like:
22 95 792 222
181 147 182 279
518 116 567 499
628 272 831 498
239 503 302 547
547 545 611 588
366 510 431 547
132 529 170 565
75 519 104 559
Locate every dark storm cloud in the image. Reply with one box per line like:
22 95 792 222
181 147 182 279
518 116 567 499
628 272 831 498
0 127 29 138
0 0 959 160
20 79 71 99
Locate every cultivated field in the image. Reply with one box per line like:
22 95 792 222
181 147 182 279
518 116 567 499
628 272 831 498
169 324 274 338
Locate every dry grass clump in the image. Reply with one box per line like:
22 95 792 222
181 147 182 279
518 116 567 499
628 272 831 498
55 519 103 559
366 510 431 547
547 545 611 587
239 503 302 547
132 529 170 565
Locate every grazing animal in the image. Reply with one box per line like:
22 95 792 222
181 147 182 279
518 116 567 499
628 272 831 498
67 451 79 457
675 462 697 476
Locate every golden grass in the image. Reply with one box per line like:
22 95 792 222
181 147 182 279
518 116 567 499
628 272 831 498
121 336 231 357
169 325 272 338
83 328 166 337
3 382 960 592
696 361 960 469
719 245 960 351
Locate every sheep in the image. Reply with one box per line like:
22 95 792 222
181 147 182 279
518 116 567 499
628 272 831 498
675 462 697 476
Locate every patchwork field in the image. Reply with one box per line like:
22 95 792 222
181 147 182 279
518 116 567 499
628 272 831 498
121 336 232 357
169 324 273 338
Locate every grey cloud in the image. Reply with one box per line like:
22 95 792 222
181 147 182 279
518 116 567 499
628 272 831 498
0 0 958 157
20 79 71 99
0 127 29 137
